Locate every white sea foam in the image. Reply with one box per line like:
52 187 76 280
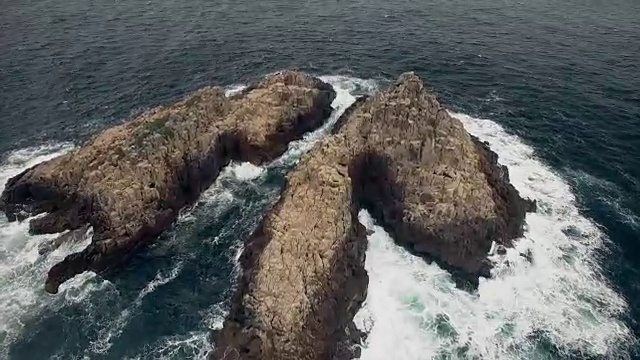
89 262 184 355
566 168 640 231
270 75 378 168
353 112 634 360
229 162 265 181
0 143 75 187
124 331 211 360
224 84 247 97
182 165 241 218
0 143 109 358
122 297 227 360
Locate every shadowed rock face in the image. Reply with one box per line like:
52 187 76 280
212 73 534 360
0 71 336 294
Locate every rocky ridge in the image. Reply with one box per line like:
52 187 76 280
212 72 535 359
0 71 336 293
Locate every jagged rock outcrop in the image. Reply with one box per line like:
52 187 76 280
0 71 336 294
38 225 91 255
341 72 536 281
212 72 534 360
213 139 368 360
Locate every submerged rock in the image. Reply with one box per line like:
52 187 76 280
213 72 534 359
0 71 336 294
520 248 534 263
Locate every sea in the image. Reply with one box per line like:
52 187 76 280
0 0 639 359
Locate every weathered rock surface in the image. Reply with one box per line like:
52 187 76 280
342 72 536 281
212 72 534 360
213 138 368 360
0 71 336 293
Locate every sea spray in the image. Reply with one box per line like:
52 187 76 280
90 262 185 355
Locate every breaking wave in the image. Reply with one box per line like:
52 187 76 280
353 113 635 359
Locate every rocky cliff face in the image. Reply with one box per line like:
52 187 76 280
342 73 536 283
212 72 535 359
0 71 336 294
213 138 368 360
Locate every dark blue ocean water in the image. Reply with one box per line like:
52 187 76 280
1 0 639 359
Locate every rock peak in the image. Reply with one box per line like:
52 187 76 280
395 71 430 93
259 70 331 90
396 70 422 84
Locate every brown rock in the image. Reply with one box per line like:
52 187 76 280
38 225 91 255
213 72 534 359
212 139 368 360
341 72 534 281
0 71 336 294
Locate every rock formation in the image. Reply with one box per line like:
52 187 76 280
212 72 535 359
342 73 536 282
0 71 336 294
212 137 368 360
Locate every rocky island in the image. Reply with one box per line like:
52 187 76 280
0 70 534 359
211 73 535 359
0 71 336 294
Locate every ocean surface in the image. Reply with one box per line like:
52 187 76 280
1 0 639 359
